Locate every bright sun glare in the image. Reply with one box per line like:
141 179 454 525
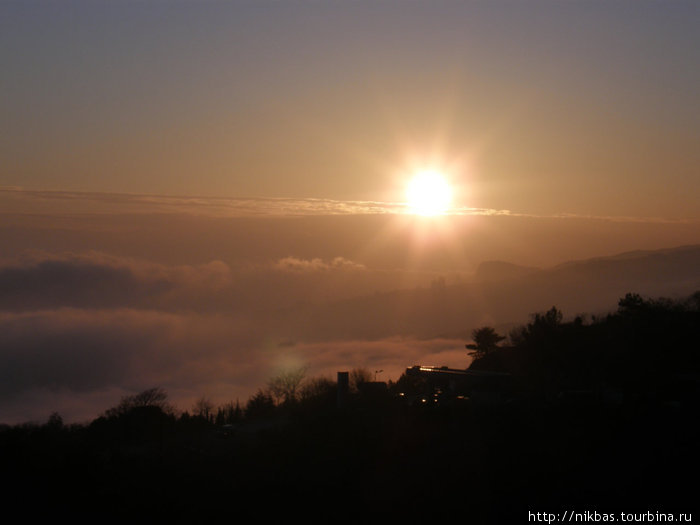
406 170 452 215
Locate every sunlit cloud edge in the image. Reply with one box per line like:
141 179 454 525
0 187 692 224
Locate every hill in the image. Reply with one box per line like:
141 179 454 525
277 244 700 341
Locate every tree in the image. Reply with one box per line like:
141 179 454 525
466 326 506 360
535 306 563 328
98 387 175 444
245 389 275 419
215 400 243 425
618 292 647 314
267 367 307 406
46 412 64 430
526 306 564 341
104 387 173 419
193 396 215 422
349 367 372 392
298 377 336 410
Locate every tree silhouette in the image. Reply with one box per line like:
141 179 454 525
267 367 307 406
466 326 506 361
245 389 275 419
350 367 372 392
300 377 336 402
215 400 243 425
533 306 563 329
193 396 215 422
618 292 648 315
104 387 173 418
46 412 64 430
510 306 564 346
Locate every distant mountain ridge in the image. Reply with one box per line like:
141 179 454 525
550 244 700 269
543 244 700 286
474 261 539 282
282 244 700 342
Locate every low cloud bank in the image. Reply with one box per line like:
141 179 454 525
2 244 698 424
0 305 468 424
0 252 470 424
0 252 401 313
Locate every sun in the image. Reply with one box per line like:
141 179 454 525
406 170 452 215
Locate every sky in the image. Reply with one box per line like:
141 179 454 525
1 1 699 424
3 0 699 218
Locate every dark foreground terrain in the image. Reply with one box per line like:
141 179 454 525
4 400 698 523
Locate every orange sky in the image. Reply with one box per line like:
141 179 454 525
2 1 699 219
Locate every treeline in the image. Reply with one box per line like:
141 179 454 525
468 291 700 402
0 366 385 463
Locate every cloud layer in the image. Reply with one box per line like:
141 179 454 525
4 186 694 222
0 251 473 424
1 191 699 424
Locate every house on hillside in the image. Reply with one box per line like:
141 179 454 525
402 365 513 405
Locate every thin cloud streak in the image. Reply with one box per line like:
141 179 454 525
1 187 690 223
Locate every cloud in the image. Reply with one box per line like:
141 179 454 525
0 252 232 312
0 186 522 218
0 308 251 393
0 307 269 419
273 256 366 273
4 186 696 224
1 190 698 424
2 242 698 425
0 250 455 319
0 250 469 423
0 303 468 424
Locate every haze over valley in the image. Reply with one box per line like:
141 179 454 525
2 190 698 423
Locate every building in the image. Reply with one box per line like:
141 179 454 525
403 365 513 405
